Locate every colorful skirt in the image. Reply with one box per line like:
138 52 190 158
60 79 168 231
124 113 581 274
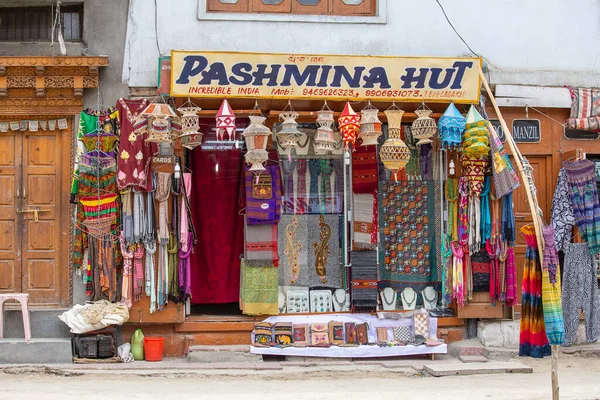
519 226 551 358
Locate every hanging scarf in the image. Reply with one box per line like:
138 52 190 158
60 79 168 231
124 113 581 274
145 173 156 243
333 159 343 214
120 235 134 308
121 189 134 244
133 244 144 303
464 243 473 300
171 174 181 245
167 232 180 302
451 241 465 307
133 189 146 243
281 159 297 207
505 247 517 306
442 235 453 306
179 232 193 302
491 196 502 241
419 144 432 180
446 178 459 242
144 241 157 313
480 176 492 245
180 173 193 252
308 159 321 213
498 240 508 302
296 160 308 214
457 177 469 245
155 172 172 244
157 241 168 310
502 193 515 246
486 237 500 305
319 159 335 214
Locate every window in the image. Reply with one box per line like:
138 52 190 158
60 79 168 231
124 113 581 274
207 0 375 16
0 5 83 42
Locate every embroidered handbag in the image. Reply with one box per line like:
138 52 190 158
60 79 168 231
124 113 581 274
293 324 309 346
253 322 273 345
252 173 273 200
273 322 293 345
310 323 330 346
393 326 412 342
413 312 430 338
329 321 345 345
356 323 369 345
376 327 389 342
345 322 357 345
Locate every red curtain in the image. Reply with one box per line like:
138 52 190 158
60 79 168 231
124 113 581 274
189 126 244 304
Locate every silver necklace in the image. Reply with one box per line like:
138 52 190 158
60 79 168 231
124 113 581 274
422 289 438 306
333 290 346 309
381 288 396 306
402 290 417 308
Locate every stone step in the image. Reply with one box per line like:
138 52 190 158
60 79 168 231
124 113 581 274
187 345 261 363
459 355 489 363
447 338 486 357
2 309 71 339
424 361 532 377
0 338 72 364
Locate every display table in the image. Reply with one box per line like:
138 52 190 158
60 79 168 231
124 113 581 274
249 313 447 359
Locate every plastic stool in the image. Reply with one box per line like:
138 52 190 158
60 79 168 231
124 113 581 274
0 293 31 341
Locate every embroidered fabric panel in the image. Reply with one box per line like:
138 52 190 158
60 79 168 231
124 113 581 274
244 220 279 262
378 180 440 300
239 259 278 316
278 214 342 288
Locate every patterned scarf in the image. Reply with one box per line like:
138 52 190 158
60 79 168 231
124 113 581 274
505 247 517 306
120 236 134 308
486 237 500 305
145 173 156 243
308 159 320 213
121 189 134 244
446 178 459 242
144 241 157 313
296 160 308 214
179 232 193 302
133 244 144 302
133 190 146 243
502 193 515 246
320 159 335 214
480 176 492 245
155 172 172 244
333 159 343 214
171 174 181 244
458 177 469 245
442 235 453 306
498 240 508 302
167 232 180 302
281 159 297 205
541 225 565 345
451 241 465 307
180 173 192 251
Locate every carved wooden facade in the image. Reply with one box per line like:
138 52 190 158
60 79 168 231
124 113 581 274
0 56 108 116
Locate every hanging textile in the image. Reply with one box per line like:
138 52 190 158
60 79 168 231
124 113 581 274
167 233 180 302
155 172 172 243
133 244 144 303
308 159 321 213
351 250 378 312
563 160 600 255
489 122 520 198
116 99 157 191
144 241 157 313
480 176 492 245
566 87 600 131
550 168 575 252
190 137 244 304
245 165 282 225
451 241 465 307
319 159 335 214
145 173 157 243
457 177 469 245
281 159 297 209
333 159 343 214
171 174 181 245
178 232 193 302
120 238 134 309
378 180 440 299
562 242 600 346
502 193 516 246
498 240 508 302
441 236 453 306
121 189 134 244
277 214 342 288
352 144 378 194
239 259 278 316
133 190 146 243
541 225 564 346
244 220 279 262
471 249 490 293
296 159 308 214
419 144 433 181
446 178 459 242
505 246 517 306
486 238 500 304
180 173 193 252
519 225 551 358
352 193 376 250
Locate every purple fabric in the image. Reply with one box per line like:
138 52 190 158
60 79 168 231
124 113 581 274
245 165 282 225
178 232 193 301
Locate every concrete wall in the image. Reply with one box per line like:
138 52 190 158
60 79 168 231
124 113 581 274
123 0 600 88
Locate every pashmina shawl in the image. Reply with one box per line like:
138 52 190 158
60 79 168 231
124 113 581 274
155 172 172 244
245 165 282 225
541 225 565 345
352 144 378 194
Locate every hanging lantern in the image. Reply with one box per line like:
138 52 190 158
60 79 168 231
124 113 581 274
462 157 488 194
243 115 271 172
314 109 336 153
462 105 490 159
216 99 236 141
411 105 437 146
177 102 203 150
438 103 465 149
139 101 178 143
338 102 360 148
379 109 411 178
276 110 303 149
359 105 382 146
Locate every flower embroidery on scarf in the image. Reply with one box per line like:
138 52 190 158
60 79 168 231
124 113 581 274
128 132 137 143
118 170 126 181
138 170 146 183
120 149 130 163
135 150 144 165
133 168 139 179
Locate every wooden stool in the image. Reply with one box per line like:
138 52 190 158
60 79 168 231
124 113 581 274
0 293 31 341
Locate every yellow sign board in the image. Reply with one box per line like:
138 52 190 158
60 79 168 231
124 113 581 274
170 51 481 103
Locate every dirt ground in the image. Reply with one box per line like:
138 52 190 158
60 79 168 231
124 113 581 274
0 355 599 400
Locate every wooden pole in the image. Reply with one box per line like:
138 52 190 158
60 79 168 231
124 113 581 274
478 67 558 400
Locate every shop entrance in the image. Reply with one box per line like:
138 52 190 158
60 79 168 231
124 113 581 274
0 126 71 307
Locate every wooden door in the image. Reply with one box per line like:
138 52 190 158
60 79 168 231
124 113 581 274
512 155 552 316
0 127 70 307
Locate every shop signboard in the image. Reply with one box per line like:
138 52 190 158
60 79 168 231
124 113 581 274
170 50 481 103
157 56 171 96
511 119 540 143
489 119 505 142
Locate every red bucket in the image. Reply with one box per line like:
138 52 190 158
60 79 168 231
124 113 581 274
144 337 165 362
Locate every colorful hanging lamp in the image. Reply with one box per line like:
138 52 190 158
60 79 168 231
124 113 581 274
359 102 382 146
338 102 360 148
411 103 437 146
177 100 203 150
242 106 271 172
314 106 336 153
438 103 465 149
276 103 303 149
379 107 411 179
216 99 236 141
462 105 490 159
462 156 488 195
137 99 178 143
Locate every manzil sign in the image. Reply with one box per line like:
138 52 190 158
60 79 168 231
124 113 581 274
170 51 481 103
